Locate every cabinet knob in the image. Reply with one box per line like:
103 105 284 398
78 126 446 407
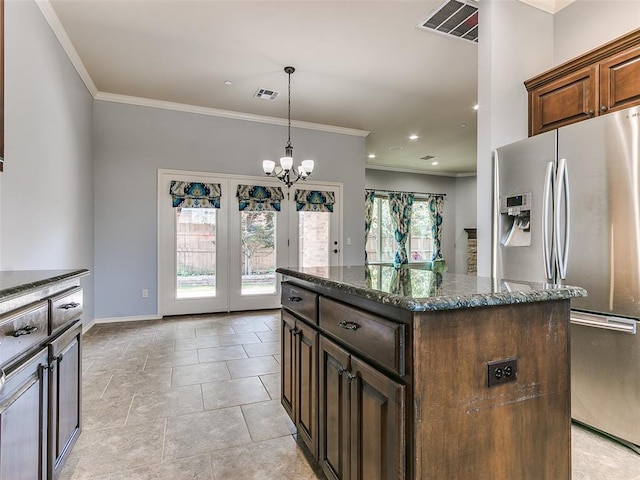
338 321 359 331
346 372 357 382
600 105 608 112
59 302 80 310
12 325 38 337
337 366 345 376
588 109 595 117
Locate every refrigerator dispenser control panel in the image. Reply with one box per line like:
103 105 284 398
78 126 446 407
501 192 531 215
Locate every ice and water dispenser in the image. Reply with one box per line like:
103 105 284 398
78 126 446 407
500 193 532 247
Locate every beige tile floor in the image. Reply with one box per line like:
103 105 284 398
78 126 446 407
59 310 640 480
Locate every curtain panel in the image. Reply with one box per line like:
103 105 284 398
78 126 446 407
295 189 335 212
364 190 376 263
170 181 222 208
236 185 284 211
428 194 446 271
388 192 415 267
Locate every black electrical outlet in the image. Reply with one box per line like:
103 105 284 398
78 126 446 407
487 358 517 387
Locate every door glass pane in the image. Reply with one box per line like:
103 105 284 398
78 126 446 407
299 211 330 267
176 208 216 299
241 211 276 295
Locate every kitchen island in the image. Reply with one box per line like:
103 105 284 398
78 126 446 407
277 265 586 480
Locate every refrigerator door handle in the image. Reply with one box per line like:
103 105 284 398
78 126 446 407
543 161 554 281
571 312 637 334
554 158 570 280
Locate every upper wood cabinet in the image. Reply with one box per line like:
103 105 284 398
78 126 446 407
526 28 640 136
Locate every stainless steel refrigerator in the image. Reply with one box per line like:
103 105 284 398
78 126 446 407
493 106 640 452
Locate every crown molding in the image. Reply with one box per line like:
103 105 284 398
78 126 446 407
36 0 98 97
365 164 476 178
95 92 370 137
516 0 576 14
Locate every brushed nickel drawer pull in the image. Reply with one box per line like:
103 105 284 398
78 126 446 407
12 325 38 337
338 321 359 331
59 302 80 310
288 296 303 302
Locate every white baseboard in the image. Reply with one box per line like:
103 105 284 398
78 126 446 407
94 315 163 325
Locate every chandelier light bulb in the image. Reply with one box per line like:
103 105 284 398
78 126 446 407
263 160 276 174
280 156 293 170
301 160 314 174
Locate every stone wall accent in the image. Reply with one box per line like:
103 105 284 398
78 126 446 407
464 228 477 276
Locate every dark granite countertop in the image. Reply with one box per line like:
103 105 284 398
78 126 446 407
0 269 89 302
277 265 587 312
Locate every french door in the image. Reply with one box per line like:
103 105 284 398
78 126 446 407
159 170 342 316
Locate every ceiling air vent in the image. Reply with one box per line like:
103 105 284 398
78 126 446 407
254 88 280 101
418 0 479 43
421 155 437 161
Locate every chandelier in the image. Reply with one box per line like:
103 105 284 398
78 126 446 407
262 66 314 188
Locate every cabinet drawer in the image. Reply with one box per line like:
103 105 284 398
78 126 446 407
281 283 318 324
49 287 83 334
319 297 405 376
0 301 48 367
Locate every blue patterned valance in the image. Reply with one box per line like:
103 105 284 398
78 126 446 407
170 181 221 208
295 190 335 212
236 185 284 211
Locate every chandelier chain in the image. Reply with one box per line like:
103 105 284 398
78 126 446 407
287 69 292 148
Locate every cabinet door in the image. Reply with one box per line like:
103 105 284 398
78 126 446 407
281 311 296 420
49 321 82 479
349 356 405 480
319 336 351 480
0 348 49 480
599 44 640 114
295 319 318 457
529 65 598 136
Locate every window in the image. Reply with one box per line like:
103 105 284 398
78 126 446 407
365 195 433 264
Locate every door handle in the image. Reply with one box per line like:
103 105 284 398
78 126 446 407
554 158 570 280
543 161 554 281
571 312 636 334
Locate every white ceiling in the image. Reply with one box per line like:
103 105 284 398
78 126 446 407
48 0 481 176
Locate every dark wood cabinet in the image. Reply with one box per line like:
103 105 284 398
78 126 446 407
599 44 640 114
526 27 640 136
529 65 598 135
48 321 82 479
0 348 49 480
281 310 318 457
319 337 350 480
349 355 405 480
0 271 87 480
319 336 405 480
281 277 573 480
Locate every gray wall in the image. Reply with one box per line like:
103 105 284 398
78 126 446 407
364 169 475 273
454 175 477 274
554 1 640 63
0 1 94 322
93 100 365 319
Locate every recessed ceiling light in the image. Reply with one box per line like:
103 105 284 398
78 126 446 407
224 80 233 86
473 104 479 110
460 123 467 128
431 161 439 166
368 154 376 159
409 134 419 140
388 146 404 151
